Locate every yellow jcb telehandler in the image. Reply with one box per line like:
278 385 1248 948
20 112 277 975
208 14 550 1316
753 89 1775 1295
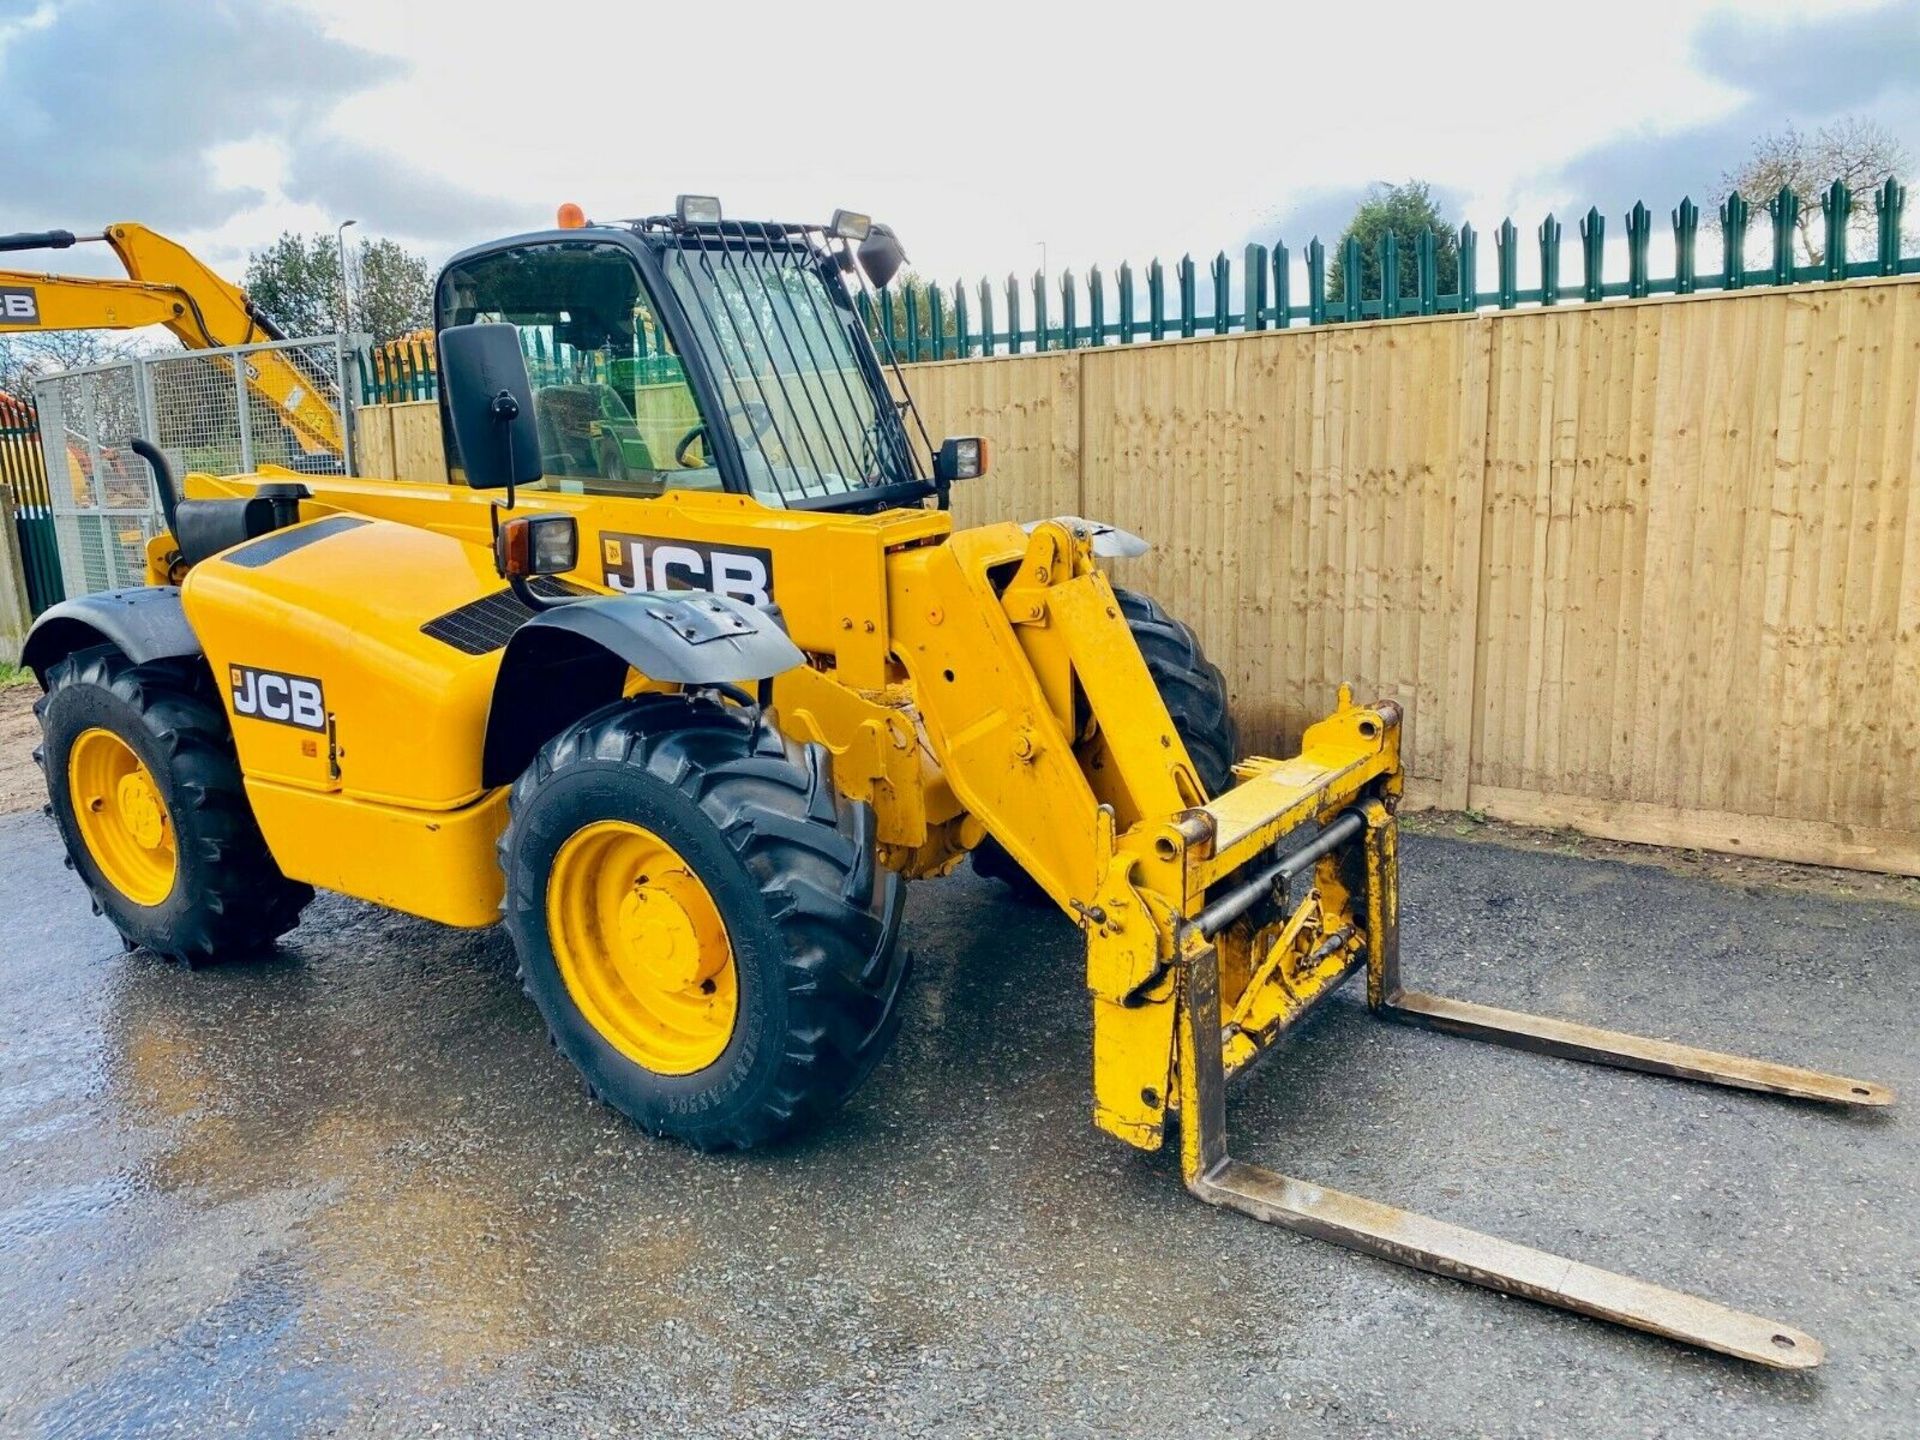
24 198 1890 1370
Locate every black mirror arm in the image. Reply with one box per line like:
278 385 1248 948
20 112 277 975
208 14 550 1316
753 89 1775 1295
491 390 520 510
508 571 570 613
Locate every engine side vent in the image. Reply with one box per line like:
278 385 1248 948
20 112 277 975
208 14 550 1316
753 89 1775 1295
420 578 592 655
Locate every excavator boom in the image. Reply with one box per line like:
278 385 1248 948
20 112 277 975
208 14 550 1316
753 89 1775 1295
0 223 343 458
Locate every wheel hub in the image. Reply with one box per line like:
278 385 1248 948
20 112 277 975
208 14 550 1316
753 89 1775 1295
545 820 738 1075
116 770 167 850
614 879 721 993
67 727 176 907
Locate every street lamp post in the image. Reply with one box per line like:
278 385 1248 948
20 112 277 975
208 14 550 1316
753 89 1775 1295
335 219 358 335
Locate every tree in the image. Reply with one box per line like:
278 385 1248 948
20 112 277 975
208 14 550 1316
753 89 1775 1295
871 268 959 349
243 231 432 343
1326 181 1460 303
1716 119 1911 265
0 330 147 407
352 239 432 343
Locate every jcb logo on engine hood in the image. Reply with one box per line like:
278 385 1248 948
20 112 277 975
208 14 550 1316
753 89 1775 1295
600 532 773 608
1 287 40 325
230 665 326 731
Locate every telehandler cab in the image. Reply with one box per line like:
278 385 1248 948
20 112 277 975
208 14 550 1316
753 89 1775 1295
25 198 1889 1370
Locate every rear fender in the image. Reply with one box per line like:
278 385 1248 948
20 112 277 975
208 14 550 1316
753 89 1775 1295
480 590 803 786
21 588 201 684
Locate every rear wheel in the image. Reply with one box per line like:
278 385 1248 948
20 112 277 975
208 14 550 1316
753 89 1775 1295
501 694 907 1150
37 645 312 963
973 585 1239 897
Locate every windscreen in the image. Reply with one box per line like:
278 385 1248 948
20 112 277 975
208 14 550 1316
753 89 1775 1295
659 231 925 506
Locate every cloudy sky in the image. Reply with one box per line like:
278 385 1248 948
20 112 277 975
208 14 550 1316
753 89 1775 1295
2 0 1916 291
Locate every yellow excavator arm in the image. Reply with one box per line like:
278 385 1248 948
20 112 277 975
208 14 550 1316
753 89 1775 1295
0 223 343 457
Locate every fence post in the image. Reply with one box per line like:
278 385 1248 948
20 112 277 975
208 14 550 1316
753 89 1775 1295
1625 202 1652 298
1495 220 1519 309
336 334 357 475
1538 215 1561 304
234 354 254 473
1672 198 1699 294
1875 177 1905 275
1720 192 1748 288
1244 243 1268 332
0 486 31 664
1769 185 1798 285
1457 224 1477 313
1822 180 1850 281
1438 316 1496 810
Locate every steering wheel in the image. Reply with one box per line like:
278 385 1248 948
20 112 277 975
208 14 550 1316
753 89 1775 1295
673 402 777 468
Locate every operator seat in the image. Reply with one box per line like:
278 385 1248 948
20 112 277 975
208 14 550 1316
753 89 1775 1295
534 383 645 480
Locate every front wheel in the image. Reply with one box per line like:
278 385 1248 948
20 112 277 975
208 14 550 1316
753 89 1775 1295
973 584 1239 897
500 694 908 1150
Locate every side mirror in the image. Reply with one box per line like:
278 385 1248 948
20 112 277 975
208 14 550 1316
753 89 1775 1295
857 224 907 291
439 322 543 490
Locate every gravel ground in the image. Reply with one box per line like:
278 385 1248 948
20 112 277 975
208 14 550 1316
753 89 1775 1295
0 682 40 817
0 808 1913 1438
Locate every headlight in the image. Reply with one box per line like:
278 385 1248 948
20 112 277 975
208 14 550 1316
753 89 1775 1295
496 514 580 578
935 436 988 483
675 194 723 226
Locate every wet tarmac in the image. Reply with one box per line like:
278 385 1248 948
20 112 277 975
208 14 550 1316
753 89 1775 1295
0 808 1915 1438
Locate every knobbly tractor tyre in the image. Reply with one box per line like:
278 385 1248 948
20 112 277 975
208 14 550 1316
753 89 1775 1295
1111 586 1238 793
974 584 1239 895
501 693 908 1151
36 645 313 964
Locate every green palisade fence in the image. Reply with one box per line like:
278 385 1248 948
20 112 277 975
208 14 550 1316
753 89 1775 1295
359 176 1918 402
862 176 1916 359
355 331 686 405
1 407 65 615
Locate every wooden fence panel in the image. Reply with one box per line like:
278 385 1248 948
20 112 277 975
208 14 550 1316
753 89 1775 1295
904 276 1920 874
1064 321 1488 788
352 402 445 484
897 353 1080 530
354 404 394 479
389 402 447 483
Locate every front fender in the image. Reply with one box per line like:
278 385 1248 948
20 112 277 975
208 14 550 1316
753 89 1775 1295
480 591 803 786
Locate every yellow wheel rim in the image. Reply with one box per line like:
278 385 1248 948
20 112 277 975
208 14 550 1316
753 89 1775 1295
68 727 176 907
546 820 738 1076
